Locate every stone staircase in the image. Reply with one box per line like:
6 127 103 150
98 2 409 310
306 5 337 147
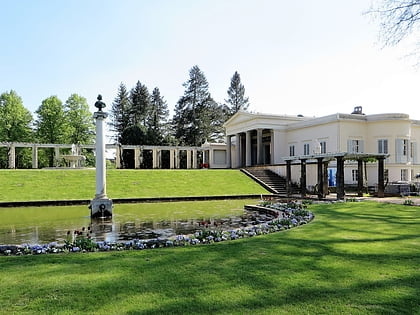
241 168 300 195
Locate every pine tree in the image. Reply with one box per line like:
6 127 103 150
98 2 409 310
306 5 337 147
109 83 131 142
130 81 151 127
173 65 224 146
225 71 250 117
148 87 169 145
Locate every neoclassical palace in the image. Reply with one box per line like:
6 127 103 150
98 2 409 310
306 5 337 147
218 107 420 189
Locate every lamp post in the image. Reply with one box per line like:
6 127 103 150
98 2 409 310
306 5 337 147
90 95 113 218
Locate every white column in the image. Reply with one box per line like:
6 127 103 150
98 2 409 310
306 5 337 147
209 148 214 167
134 148 141 169
115 146 121 168
192 149 198 168
236 133 241 168
93 112 108 198
170 149 175 169
8 144 15 169
32 145 38 169
186 150 192 169
175 149 180 169
55 147 60 167
226 136 232 168
246 131 252 167
152 149 158 168
270 130 274 164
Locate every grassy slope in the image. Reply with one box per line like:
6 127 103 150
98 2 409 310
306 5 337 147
0 169 268 201
0 201 418 314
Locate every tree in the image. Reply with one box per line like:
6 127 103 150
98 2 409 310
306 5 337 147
369 0 420 47
109 83 131 143
225 71 250 117
0 90 33 142
0 90 34 168
173 65 224 146
148 87 169 145
35 96 69 166
130 81 151 127
65 94 95 144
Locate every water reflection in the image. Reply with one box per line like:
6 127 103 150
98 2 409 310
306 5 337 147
0 209 275 246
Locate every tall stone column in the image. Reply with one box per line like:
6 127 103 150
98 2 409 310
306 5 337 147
8 144 15 169
257 128 263 165
32 145 38 169
170 149 175 169
192 149 198 169
152 149 158 169
236 133 241 168
226 136 232 168
90 95 113 218
186 150 192 169
134 148 141 169
115 146 121 169
246 131 252 167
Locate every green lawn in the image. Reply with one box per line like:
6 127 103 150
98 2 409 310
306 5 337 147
0 201 418 314
0 169 268 201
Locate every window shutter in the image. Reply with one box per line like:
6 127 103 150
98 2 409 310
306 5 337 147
359 140 364 153
378 140 382 153
395 139 403 163
347 140 353 153
413 142 418 164
384 139 388 154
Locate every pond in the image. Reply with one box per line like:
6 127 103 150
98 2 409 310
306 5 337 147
0 199 275 245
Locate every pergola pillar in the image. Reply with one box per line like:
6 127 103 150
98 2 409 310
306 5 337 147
257 128 263 165
300 159 307 198
192 149 198 169
32 145 38 169
323 161 329 196
170 149 175 169
286 160 292 197
54 146 60 167
357 159 364 197
377 157 385 198
152 149 158 169
246 131 252 167
134 148 141 169
115 146 121 169
175 149 180 169
8 144 16 169
317 157 324 199
336 156 345 200
186 150 192 169
226 136 232 168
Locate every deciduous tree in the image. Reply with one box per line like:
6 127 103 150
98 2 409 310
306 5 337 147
65 94 95 144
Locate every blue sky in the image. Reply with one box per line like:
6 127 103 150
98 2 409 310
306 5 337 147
1 0 419 119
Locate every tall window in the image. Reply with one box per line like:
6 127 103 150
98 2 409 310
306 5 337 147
348 139 364 153
320 141 327 154
303 143 310 155
352 169 359 182
289 145 295 156
396 139 409 163
401 169 408 181
378 139 388 154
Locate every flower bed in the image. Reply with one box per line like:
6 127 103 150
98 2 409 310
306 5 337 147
0 201 314 256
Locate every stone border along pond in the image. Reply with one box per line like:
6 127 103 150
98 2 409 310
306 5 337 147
0 200 314 256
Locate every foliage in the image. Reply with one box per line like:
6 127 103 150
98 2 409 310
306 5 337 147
0 90 33 142
148 87 170 145
64 94 95 144
130 81 151 126
173 65 225 146
109 83 131 142
225 71 250 117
